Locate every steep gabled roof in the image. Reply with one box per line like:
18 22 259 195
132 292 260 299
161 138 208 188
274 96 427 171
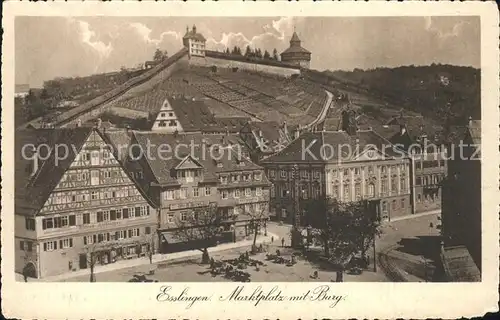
15 128 93 215
132 132 262 186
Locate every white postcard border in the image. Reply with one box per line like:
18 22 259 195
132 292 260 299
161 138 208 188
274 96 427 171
1 2 499 319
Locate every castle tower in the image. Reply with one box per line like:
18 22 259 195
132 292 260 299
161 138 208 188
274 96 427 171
182 25 207 57
280 30 311 68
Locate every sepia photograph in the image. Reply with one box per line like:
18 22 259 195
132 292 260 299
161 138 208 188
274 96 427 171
2 2 499 319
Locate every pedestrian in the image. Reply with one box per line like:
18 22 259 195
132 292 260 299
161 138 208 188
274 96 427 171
281 237 285 248
271 236 274 243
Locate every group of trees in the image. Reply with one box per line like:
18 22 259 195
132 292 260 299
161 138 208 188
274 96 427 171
153 49 169 62
302 197 382 265
224 46 280 61
173 204 268 264
328 64 481 129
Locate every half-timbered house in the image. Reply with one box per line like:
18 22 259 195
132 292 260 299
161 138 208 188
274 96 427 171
15 127 157 279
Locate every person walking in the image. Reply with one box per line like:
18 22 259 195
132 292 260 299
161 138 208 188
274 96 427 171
281 237 285 248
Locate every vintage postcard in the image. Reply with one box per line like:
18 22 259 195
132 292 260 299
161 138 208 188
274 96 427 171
1 1 499 319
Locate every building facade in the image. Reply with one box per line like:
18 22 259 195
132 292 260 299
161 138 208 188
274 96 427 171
15 128 157 279
130 132 270 253
261 130 412 224
183 25 206 57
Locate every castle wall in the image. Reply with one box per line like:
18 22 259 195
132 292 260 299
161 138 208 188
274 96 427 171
62 53 190 127
189 56 301 78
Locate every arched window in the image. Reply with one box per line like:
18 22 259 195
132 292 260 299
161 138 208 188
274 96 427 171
368 183 375 197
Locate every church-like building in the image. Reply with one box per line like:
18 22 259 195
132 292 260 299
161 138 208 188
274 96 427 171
280 31 311 68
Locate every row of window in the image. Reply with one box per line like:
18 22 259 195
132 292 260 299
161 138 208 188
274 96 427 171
39 206 151 230
163 187 212 200
381 199 406 213
40 227 153 251
417 192 440 203
220 172 262 184
47 187 140 205
268 164 408 180
83 227 151 245
158 120 178 127
416 175 444 186
271 178 407 201
419 160 446 169
77 149 113 163
220 187 263 199
62 169 125 182
166 203 264 223
43 238 73 251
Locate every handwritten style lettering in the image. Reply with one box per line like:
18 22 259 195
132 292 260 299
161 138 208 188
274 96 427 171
156 286 212 309
219 285 286 306
309 285 347 308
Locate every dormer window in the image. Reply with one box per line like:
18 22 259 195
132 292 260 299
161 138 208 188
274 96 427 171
217 163 223 168
254 173 262 181
160 113 166 117
220 176 228 184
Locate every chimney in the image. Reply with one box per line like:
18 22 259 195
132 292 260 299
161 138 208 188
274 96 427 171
192 25 197 34
31 146 39 177
468 116 473 127
96 118 102 129
76 119 82 128
258 130 263 138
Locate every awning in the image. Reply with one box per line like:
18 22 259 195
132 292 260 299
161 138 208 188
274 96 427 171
160 232 184 244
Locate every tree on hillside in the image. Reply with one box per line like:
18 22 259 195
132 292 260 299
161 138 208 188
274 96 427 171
232 46 242 56
242 203 269 253
173 204 223 264
225 48 231 55
263 50 271 60
272 48 279 61
255 48 263 59
153 49 168 62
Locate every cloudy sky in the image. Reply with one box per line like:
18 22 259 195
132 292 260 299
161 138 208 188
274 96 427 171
16 16 480 87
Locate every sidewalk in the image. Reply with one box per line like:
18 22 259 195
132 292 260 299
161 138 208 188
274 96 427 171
388 210 440 223
30 232 279 282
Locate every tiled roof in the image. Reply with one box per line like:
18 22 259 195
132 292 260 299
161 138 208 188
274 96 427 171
183 27 206 42
15 128 93 215
132 132 263 187
290 32 301 43
281 46 311 55
261 130 398 163
320 118 341 131
209 117 251 133
441 246 481 282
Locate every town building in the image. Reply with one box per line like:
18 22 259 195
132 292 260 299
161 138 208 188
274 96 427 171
150 96 250 135
261 129 412 224
280 31 312 68
15 128 157 279
239 120 294 163
359 113 449 214
127 131 270 253
183 25 207 57
441 119 481 277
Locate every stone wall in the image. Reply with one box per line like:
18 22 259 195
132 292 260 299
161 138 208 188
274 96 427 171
189 56 301 78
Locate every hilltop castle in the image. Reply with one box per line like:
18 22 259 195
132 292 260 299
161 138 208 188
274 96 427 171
182 25 311 69
280 31 311 68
